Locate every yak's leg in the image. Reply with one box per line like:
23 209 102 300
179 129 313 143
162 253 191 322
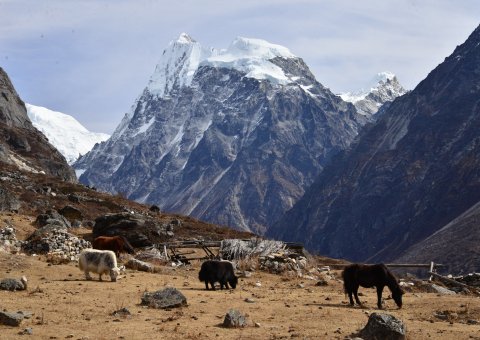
98 273 103 281
205 282 210 290
84 271 92 280
210 281 216 291
225 282 230 289
353 285 362 306
376 286 384 309
347 288 355 306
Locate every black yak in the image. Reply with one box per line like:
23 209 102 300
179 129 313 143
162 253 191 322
342 263 404 309
198 260 238 290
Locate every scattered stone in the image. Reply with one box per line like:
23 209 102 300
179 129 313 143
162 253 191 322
19 328 33 335
254 322 261 327
244 298 255 303
359 313 406 340
238 271 252 278
0 276 27 291
223 309 247 328
141 287 187 309
0 187 21 212
255 281 262 287
467 319 479 325
316 278 328 286
125 258 154 272
430 284 456 295
112 308 131 318
0 311 25 326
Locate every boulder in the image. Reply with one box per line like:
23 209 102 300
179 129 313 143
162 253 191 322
0 311 24 326
93 212 171 247
223 309 247 328
125 258 154 272
58 205 83 222
0 276 27 291
430 284 456 295
359 313 406 340
141 288 187 309
35 210 71 228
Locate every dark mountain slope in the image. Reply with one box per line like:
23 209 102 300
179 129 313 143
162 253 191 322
268 25 480 264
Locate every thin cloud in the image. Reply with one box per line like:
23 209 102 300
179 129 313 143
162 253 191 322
1 0 479 133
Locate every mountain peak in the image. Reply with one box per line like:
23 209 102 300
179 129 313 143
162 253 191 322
176 33 196 44
339 72 407 117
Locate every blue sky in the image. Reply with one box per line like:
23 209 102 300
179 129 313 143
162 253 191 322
1 0 479 133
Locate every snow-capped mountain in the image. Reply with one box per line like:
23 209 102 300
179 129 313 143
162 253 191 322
26 104 110 165
339 72 407 118
75 33 366 234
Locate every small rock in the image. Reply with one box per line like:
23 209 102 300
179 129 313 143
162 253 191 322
223 309 247 328
19 328 33 335
467 319 478 325
244 298 255 303
254 322 261 327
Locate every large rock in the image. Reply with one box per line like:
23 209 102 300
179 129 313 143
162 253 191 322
359 313 406 340
35 210 71 229
0 187 20 212
93 212 170 247
58 205 83 222
0 276 27 291
0 311 24 326
141 287 187 309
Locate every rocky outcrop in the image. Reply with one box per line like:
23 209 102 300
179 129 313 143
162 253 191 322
270 24 480 265
93 212 175 247
0 67 75 181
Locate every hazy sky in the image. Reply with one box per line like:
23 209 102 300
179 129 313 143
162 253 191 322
1 0 479 133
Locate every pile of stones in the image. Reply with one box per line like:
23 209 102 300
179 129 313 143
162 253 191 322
259 252 308 274
22 227 91 262
453 273 480 287
0 227 23 253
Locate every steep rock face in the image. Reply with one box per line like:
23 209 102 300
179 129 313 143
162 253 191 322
0 67 75 181
75 35 366 233
269 25 480 262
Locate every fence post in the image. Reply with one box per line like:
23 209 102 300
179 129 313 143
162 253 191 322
428 261 435 281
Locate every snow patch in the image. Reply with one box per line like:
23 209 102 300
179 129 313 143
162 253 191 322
26 104 110 164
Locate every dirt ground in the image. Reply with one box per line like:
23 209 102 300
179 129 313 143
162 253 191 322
1 251 480 340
